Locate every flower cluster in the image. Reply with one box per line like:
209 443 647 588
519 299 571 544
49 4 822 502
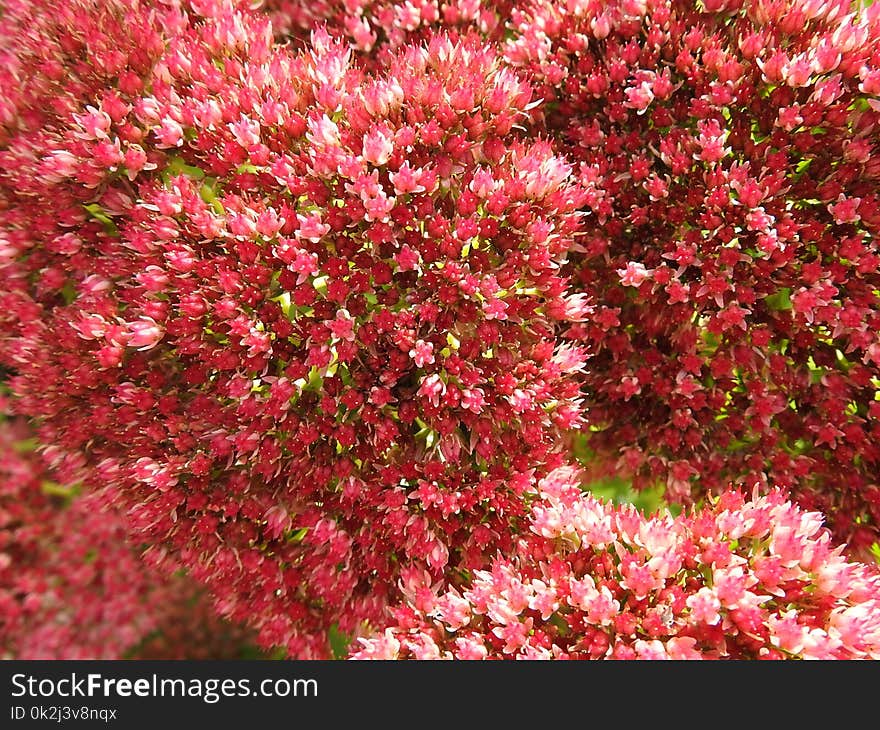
1 1 587 656
259 0 513 55
0 415 251 659
494 0 880 549
252 0 880 550
0 0 184 143
5 0 880 661
353 467 880 659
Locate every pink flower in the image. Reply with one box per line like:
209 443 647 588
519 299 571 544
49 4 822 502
295 213 330 242
328 309 355 341
155 117 184 148
829 195 861 224
354 489 880 660
617 262 651 287
75 106 111 140
418 374 445 406
362 126 394 166
454 636 488 660
306 114 341 148
460 388 485 414
624 81 654 114
0 418 249 660
352 630 401 660
74 314 108 340
482 298 508 320
126 318 164 350
409 339 435 367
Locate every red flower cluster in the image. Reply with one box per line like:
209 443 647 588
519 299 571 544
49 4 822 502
0 0 184 144
1 1 587 656
4 0 880 659
498 0 880 549
0 416 252 659
353 467 880 659
251 0 880 548
259 0 513 53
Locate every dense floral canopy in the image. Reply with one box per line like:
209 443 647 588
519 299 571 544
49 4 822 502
1 0 879 659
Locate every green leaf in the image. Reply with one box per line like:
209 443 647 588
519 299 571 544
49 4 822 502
83 203 118 235
12 437 39 454
199 178 225 214
166 156 205 180
41 480 80 501
795 158 813 174
764 288 792 311
235 163 262 175
306 366 324 391
329 624 352 659
60 281 78 305
287 527 309 543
